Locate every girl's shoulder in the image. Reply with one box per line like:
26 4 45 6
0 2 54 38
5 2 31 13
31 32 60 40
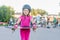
19 15 24 18
19 15 33 19
29 16 33 19
19 15 23 19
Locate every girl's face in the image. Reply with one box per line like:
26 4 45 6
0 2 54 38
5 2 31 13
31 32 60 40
23 9 29 16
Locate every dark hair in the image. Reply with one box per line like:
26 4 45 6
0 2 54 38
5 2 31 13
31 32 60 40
22 12 30 19
22 12 30 16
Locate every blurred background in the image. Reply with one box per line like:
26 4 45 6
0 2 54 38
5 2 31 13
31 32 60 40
0 0 60 40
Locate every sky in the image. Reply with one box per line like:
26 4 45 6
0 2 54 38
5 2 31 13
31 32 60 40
0 0 60 14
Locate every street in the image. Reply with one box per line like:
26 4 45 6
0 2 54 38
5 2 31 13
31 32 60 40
0 26 60 40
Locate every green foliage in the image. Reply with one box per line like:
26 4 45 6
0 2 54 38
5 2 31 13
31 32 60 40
31 8 48 16
0 5 15 22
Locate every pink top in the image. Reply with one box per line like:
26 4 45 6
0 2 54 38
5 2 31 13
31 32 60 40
20 15 32 27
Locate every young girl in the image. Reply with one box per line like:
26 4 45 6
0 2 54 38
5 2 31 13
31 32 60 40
12 4 37 40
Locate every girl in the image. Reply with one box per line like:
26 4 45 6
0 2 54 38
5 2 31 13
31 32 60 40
12 4 37 40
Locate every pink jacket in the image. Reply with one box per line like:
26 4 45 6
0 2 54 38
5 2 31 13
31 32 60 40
20 15 32 27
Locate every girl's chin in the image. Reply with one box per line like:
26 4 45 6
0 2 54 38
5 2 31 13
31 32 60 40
25 15 27 16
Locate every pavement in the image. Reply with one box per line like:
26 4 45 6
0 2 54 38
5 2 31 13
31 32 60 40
0 26 60 40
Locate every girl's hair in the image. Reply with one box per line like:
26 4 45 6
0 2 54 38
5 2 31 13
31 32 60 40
22 12 30 19
22 12 30 16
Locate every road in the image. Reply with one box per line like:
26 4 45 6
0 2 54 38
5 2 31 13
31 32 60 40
0 26 60 40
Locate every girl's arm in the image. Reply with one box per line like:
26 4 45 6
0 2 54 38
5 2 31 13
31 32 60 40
14 18 21 29
31 17 37 31
15 18 21 25
12 17 21 31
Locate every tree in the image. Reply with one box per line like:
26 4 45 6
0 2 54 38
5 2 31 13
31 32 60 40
0 5 15 22
31 9 35 16
37 9 47 16
31 8 48 16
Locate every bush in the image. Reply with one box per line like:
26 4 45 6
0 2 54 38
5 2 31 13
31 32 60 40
0 5 15 22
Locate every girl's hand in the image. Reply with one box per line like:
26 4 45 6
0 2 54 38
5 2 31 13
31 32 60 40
11 28 15 31
32 23 37 32
11 24 18 32
14 24 18 29
33 26 37 32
